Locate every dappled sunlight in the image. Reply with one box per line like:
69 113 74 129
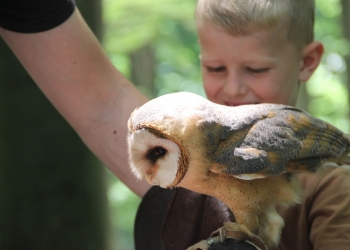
307 64 349 132
106 170 141 250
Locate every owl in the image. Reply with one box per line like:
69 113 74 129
127 92 350 249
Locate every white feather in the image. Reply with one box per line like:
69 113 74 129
127 129 181 187
234 173 267 180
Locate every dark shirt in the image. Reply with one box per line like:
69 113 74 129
0 0 75 33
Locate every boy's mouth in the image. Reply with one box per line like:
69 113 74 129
224 102 259 106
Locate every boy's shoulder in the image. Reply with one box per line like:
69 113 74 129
298 167 350 193
277 167 350 249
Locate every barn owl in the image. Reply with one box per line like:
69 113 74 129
127 92 350 249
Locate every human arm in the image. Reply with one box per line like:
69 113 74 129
0 8 151 197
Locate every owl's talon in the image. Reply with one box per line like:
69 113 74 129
187 222 267 250
185 240 210 250
207 237 216 245
212 222 267 250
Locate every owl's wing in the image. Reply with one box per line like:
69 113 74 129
210 105 350 179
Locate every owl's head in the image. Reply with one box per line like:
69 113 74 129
127 120 189 188
127 92 207 188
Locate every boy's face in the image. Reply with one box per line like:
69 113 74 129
198 23 303 106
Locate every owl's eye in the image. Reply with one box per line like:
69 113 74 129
146 146 167 163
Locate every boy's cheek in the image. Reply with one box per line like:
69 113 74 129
202 82 218 102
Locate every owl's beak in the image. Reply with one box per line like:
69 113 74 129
145 164 158 185
146 164 158 176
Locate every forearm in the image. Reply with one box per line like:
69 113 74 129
0 8 151 197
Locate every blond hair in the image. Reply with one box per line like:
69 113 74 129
196 0 315 50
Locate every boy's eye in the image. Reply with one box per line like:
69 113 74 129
247 67 269 74
206 66 226 73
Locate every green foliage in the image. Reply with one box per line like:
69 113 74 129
154 19 205 96
106 170 140 250
309 0 349 132
103 0 196 54
103 0 204 97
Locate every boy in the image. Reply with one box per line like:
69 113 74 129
134 0 350 249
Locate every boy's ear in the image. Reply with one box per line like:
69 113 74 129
299 41 324 82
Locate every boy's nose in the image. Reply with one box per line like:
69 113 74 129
223 72 248 97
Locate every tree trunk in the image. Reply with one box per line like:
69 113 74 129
129 45 157 98
0 0 109 249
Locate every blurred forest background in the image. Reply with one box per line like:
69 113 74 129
0 0 349 249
